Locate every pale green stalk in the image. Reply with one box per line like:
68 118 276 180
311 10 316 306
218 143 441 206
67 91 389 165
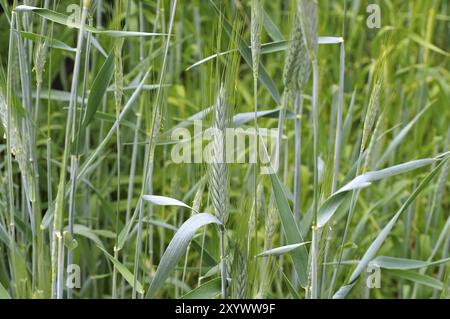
15 7 44 297
5 11 17 296
112 0 125 299
67 14 93 299
56 231 64 298
44 2 57 295
120 7 146 287
310 58 319 299
51 0 89 298
293 93 303 222
251 0 263 280
133 0 177 298
145 0 162 275
332 42 345 193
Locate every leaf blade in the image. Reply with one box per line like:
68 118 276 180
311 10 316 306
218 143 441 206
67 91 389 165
318 157 438 227
269 173 309 287
146 213 222 298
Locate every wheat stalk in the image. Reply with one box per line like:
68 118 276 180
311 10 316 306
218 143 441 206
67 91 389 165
250 0 264 279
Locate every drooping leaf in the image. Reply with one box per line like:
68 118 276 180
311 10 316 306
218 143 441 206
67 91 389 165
318 157 439 227
371 256 450 270
20 31 76 52
120 195 194 257
147 213 222 298
15 6 166 37
70 224 105 249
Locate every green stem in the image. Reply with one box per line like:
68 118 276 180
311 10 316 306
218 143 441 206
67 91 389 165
293 93 303 222
311 59 319 299
220 227 227 298
5 11 17 297
51 0 89 298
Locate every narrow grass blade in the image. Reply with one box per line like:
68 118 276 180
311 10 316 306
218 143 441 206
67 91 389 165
281 271 301 299
20 31 76 52
263 10 284 42
386 269 444 290
408 33 450 57
182 278 221 299
99 247 144 295
69 224 105 249
142 195 192 210
233 108 295 126
209 0 281 105
256 242 311 257
377 101 433 167
371 256 450 270
81 51 115 130
269 173 309 288
186 37 342 71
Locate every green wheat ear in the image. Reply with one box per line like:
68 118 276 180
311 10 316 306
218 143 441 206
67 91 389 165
210 85 228 224
298 0 318 61
251 0 264 80
283 0 311 95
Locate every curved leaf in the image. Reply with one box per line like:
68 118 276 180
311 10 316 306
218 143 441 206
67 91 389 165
142 195 192 209
70 224 105 249
386 269 444 290
371 256 450 270
99 247 144 295
20 31 75 52
318 157 438 227
146 213 222 298
118 195 192 251
15 6 166 37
